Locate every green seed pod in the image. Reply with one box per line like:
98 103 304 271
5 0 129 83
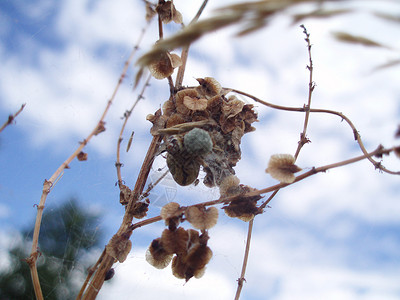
183 128 213 156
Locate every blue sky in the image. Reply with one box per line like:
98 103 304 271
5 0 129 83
1 1 400 299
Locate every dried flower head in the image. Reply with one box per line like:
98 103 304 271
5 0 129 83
156 0 183 24
183 128 213 156
148 51 182 79
185 206 218 230
146 238 173 269
265 154 302 183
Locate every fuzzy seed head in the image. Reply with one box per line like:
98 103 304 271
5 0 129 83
183 128 213 156
265 154 302 183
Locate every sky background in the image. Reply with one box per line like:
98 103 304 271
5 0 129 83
1 0 400 299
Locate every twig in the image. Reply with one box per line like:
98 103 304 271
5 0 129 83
228 88 400 175
294 25 315 160
0 103 26 133
235 27 315 299
76 249 106 300
234 218 254 300
126 145 398 240
27 33 144 300
116 74 152 184
81 135 163 300
175 0 209 89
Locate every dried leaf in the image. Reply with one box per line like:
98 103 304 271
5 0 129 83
332 31 389 49
292 8 351 24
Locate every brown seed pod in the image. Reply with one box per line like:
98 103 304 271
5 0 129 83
106 233 132 263
161 227 189 255
219 175 241 197
162 98 176 117
265 154 302 183
195 77 222 97
155 0 183 24
222 95 245 118
171 255 187 280
185 206 218 230
166 113 186 128
223 192 262 222
160 202 182 228
183 96 208 111
175 88 199 115
146 238 173 269
167 153 200 186
148 51 182 79
131 201 149 219
77 151 88 161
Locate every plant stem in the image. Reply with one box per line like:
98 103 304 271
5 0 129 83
234 219 254 300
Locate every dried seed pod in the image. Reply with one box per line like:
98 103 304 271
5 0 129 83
161 227 189 255
175 89 199 115
131 201 149 219
185 206 218 230
219 175 241 196
183 128 213 156
77 151 88 161
106 233 132 263
146 238 173 269
183 96 208 111
148 51 182 79
104 268 115 281
162 98 176 116
166 113 186 128
223 188 263 222
171 244 213 281
171 255 187 280
156 0 183 24
186 244 212 273
222 96 245 118
160 202 182 228
265 154 302 183
195 77 222 97
167 153 200 186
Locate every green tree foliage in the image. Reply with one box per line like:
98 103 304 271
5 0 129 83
0 200 102 300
